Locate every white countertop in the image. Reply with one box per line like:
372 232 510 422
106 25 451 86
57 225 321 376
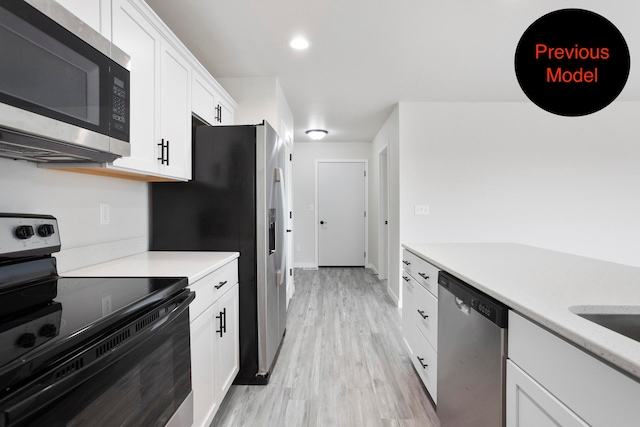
63 251 239 284
402 242 640 380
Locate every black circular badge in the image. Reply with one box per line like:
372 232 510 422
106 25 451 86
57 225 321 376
515 9 630 116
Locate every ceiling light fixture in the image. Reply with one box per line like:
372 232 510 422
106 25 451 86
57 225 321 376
306 129 328 140
289 37 310 50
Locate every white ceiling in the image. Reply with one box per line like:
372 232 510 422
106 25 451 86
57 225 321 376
145 0 640 143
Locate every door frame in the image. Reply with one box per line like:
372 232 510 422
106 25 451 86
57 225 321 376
378 146 389 280
315 159 369 268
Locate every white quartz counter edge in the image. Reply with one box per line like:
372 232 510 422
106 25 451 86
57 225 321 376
402 242 640 380
63 251 239 284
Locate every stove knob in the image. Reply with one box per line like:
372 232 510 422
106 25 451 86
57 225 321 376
39 323 58 338
15 225 35 240
16 333 37 348
37 224 55 238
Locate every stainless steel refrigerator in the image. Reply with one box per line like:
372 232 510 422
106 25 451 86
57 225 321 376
150 121 288 384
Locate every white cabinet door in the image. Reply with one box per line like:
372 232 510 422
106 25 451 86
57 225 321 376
506 361 588 427
192 71 217 126
217 97 234 125
190 303 219 427
159 39 191 180
111 0 161 175
215 283 239 400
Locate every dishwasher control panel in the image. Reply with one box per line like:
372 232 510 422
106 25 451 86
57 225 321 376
438 271 508 327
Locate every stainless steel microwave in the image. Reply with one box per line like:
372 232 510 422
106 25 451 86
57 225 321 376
0 0 130 163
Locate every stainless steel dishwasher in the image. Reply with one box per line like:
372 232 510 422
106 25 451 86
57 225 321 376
437 271 509 427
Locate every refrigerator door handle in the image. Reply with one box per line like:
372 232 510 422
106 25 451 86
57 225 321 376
276 167 288 286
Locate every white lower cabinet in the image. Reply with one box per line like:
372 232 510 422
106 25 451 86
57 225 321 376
508 311 640 427
189 261 239 427
507 360 588 427
214 282 240 400
402 249 439 403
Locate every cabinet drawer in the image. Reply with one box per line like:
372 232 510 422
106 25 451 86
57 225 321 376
409 324 438 404
189 259 239 321
412 278 438 351
402 250 439 297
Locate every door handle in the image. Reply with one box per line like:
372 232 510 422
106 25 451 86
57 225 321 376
215 280 227 289
320 221 326 225
417 309 428 319
418 272 429 280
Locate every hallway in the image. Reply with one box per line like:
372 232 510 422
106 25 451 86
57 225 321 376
212 267 439 426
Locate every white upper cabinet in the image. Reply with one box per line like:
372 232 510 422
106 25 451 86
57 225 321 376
110 0 191 181
111 0 162 176
52 0 236 181
192 69 235 126
192 71 218 126
159 38 191 180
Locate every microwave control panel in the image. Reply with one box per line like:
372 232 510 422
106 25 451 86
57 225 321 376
109 65 130 142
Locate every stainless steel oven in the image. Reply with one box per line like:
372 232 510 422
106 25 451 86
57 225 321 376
0 0 130 163
0 214 194 427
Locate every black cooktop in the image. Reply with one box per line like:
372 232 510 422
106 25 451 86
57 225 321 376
0 275 188 390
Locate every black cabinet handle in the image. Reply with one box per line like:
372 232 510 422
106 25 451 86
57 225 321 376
215 280 227 289
157 139 169 165
417 356 428 369
157 139 165 164
320 221 326 225
215 308 226 336
222 307 226 334
417 309 428 319
402 260 410 266
418 272 429 280
215 311 223 337
402 276 411 282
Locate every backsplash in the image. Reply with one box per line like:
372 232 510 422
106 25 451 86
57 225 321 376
0 157 149 269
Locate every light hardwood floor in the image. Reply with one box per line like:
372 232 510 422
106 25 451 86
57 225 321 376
212 267 440 427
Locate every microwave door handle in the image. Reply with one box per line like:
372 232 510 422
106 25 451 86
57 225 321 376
2 291 195 426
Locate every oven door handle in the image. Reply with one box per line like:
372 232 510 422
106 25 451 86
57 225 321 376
1 290 195 427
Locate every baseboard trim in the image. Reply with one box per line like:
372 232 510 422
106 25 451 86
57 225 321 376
388 286 400 307
294 262 318 270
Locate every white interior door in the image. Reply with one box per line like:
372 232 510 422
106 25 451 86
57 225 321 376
318 162 366 266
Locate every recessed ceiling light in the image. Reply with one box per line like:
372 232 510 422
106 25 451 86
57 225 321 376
289 37 310 50
306 129 328 140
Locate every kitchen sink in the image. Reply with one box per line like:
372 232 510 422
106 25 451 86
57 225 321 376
570 306 640 342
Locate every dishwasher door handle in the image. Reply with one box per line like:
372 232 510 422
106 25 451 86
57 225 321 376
455 297 470 315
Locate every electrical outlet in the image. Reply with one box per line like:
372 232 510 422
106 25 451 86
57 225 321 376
100 203 110 225
414 204 429 215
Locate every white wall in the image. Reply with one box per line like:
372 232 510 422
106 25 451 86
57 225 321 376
293 142 372 267
0 158 148 272
369 106 400 301
398 101 640 268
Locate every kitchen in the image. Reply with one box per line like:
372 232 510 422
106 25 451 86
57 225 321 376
1 0 640 426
